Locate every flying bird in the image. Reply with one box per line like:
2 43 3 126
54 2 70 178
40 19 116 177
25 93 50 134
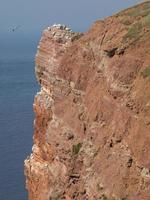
11 25 21 32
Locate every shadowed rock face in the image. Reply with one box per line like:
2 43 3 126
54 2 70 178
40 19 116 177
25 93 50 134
24 2 150 200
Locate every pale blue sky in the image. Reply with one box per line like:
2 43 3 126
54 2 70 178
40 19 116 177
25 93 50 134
0 0 142 33
0 0 143 60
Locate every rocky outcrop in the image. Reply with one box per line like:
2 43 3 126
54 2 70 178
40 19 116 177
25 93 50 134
24 2 150 200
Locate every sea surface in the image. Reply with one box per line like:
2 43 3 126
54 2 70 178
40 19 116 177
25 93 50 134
0 35 39 200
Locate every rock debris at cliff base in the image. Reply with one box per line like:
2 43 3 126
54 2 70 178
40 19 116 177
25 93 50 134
25 2 150 200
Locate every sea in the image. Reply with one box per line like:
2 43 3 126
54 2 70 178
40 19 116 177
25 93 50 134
0 33 39 200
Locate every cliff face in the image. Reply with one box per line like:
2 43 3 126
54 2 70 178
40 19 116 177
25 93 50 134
24 2 150 200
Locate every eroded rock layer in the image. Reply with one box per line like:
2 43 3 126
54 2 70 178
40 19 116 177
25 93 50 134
25 2 150 200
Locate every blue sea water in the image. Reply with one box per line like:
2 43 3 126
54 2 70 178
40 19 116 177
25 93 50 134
0 36 39 200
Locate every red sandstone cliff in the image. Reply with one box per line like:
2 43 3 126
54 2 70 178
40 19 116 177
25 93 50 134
24 2 150 200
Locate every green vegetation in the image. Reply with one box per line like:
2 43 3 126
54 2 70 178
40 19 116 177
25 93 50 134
142 14 150 27
117 2 150 43
124 22 142 40
123 13 150 41
125 2 150 17
72 143 82 155
141 66 150 79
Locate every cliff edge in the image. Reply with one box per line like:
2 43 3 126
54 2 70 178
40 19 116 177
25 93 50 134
24 2 150 200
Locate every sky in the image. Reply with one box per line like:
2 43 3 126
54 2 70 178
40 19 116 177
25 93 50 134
0 0 144 60
0 0 143 34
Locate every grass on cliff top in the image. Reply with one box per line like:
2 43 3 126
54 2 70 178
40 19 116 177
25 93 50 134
123 13 150 41
115 2 150 43
125 1 150 17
